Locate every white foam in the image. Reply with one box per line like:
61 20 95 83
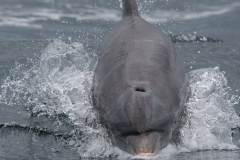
119 0 123 9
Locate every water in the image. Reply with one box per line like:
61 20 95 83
0 0 240 159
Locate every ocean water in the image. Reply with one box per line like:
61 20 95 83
0 0 240 159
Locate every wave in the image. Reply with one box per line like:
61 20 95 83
169 33 223 43
143 2 240 23
0 2 239 28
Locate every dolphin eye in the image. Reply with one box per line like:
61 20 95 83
135 87 145 92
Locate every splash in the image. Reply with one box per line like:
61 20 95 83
0 40 239 158
0 39 113 158
181 67 240 151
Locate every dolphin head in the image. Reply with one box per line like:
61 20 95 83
102 84 183 156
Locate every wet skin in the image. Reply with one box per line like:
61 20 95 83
92 0 190 155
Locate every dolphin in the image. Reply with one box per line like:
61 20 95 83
92 0 190 156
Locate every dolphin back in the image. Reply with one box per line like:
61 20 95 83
122 0 139 17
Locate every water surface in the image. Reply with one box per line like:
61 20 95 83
0 0 240 159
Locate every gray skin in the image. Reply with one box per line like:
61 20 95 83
92 0 190 155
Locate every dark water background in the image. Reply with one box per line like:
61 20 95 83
0 0 240 159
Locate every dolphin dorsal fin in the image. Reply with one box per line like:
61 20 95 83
122 0 139 18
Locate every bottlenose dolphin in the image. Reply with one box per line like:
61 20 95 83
92 0 190 156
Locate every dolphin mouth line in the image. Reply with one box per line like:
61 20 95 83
137 153 155 157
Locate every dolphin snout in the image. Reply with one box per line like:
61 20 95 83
125 132 161 155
